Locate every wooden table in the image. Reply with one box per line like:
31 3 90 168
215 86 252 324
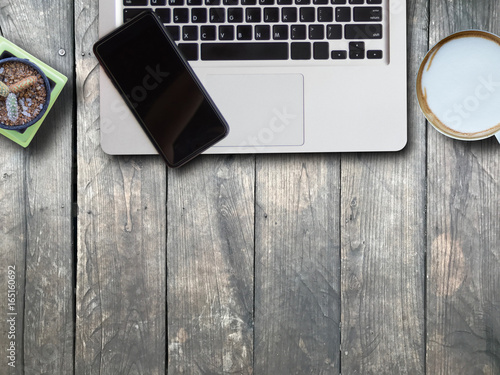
1 1 499 374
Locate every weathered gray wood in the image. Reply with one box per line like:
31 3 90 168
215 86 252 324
75 0 167 373
167 155 255 374
2 0 500 372
0 118 27 375
426 2 500 374
339 0 428 372
254 154 341 374
0 1 74 373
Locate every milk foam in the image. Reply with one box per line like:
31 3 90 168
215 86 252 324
421 35 500 135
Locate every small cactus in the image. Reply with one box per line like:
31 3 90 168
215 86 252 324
9 75 37 94
0 81 9 97
6 92 18 122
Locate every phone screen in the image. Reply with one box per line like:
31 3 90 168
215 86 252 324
93 11 229 167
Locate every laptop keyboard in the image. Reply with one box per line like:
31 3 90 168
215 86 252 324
123 0 386 61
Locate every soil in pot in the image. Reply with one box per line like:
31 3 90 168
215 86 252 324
0 60 47 127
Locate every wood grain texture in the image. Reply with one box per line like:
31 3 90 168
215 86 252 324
0 118 27 375
426 2 500 374
340 154 426 374
167 155 255 374
427 141 500 375
75 0 167 373
0 1 74 373
254 154 341 375
2 0 500 373
339 0 428 371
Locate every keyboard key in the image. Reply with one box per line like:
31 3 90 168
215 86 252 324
291 42 311 59
281 7 297 22
192 8 207 22
182 25 198 40
278 0 293 4
367 49 383 59
300 7 315 22
264 7 279 22
206 0 221 4
173 8 189 22
317 7 333 22
246 7 261 22
169 0 184 5
335 7 350 22
309 24 324 39
327 24 342 39
210 8 225 22
165 25 180 40
219 25 235 39
241 0 257 4
124 0 147 5
187 0 203 4
151 0 167 5
123 8 148 22
255 25 271 39
201 42 288 60
345 23 382 38
237 25 253 39
273 25 288 39
295 0 311 4
228 7 244 22
201 25 217 39
313 42 329 59
349 41 364 59
224 0 238 4
331 50 347 59
353 7 382 21
259 0 275 4
350 0 363 3
367 0 382 3
291 24 306 39
178 43 198 60
314 0 328 4
331 0 346 3
229 8 247 22
155 8 171 23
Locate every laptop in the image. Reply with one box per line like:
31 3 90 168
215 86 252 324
98 0 406 154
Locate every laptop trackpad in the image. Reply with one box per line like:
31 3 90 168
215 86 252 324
203 74 304 148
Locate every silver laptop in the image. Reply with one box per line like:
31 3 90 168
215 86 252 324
98 0 406 154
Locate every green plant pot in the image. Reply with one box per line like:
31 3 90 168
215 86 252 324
0 36 67 147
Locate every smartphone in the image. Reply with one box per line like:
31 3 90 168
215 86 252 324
93 11 229 168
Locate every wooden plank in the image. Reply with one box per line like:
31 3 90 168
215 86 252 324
254 154 341 374
340 159 426 374
75 1 167 373
0 1 74 373
339 0 428 371
167 155 255 374
0 117 27 375
426 2 500 374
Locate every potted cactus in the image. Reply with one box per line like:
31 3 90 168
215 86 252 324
0 57 51 131
0 36 67 147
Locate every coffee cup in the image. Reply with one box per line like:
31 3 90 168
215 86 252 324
416 30 500 142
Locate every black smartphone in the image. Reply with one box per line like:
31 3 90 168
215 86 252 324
93 11 229 168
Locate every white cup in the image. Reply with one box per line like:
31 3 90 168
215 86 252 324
416 30 500 142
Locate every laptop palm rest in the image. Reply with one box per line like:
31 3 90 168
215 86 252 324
203 74 304 149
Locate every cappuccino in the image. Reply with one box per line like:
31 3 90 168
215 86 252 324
417 31 500 140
